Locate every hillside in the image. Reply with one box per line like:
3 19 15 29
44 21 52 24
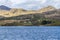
0 5 56 17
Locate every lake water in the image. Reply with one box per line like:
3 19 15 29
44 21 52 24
0 26 60 40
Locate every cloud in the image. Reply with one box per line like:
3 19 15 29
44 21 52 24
9 0 27 4
36 0 47 4
0 0 60 10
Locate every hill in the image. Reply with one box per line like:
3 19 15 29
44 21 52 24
0 5 60 26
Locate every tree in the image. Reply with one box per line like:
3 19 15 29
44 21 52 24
41 20 52 25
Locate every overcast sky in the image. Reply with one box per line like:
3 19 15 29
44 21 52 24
0 0 60 10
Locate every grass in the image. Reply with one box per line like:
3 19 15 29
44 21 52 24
0 18 60 26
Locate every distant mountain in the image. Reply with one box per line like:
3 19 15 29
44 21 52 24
0 5 11 10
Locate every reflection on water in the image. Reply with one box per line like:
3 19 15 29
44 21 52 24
0 26 60 40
